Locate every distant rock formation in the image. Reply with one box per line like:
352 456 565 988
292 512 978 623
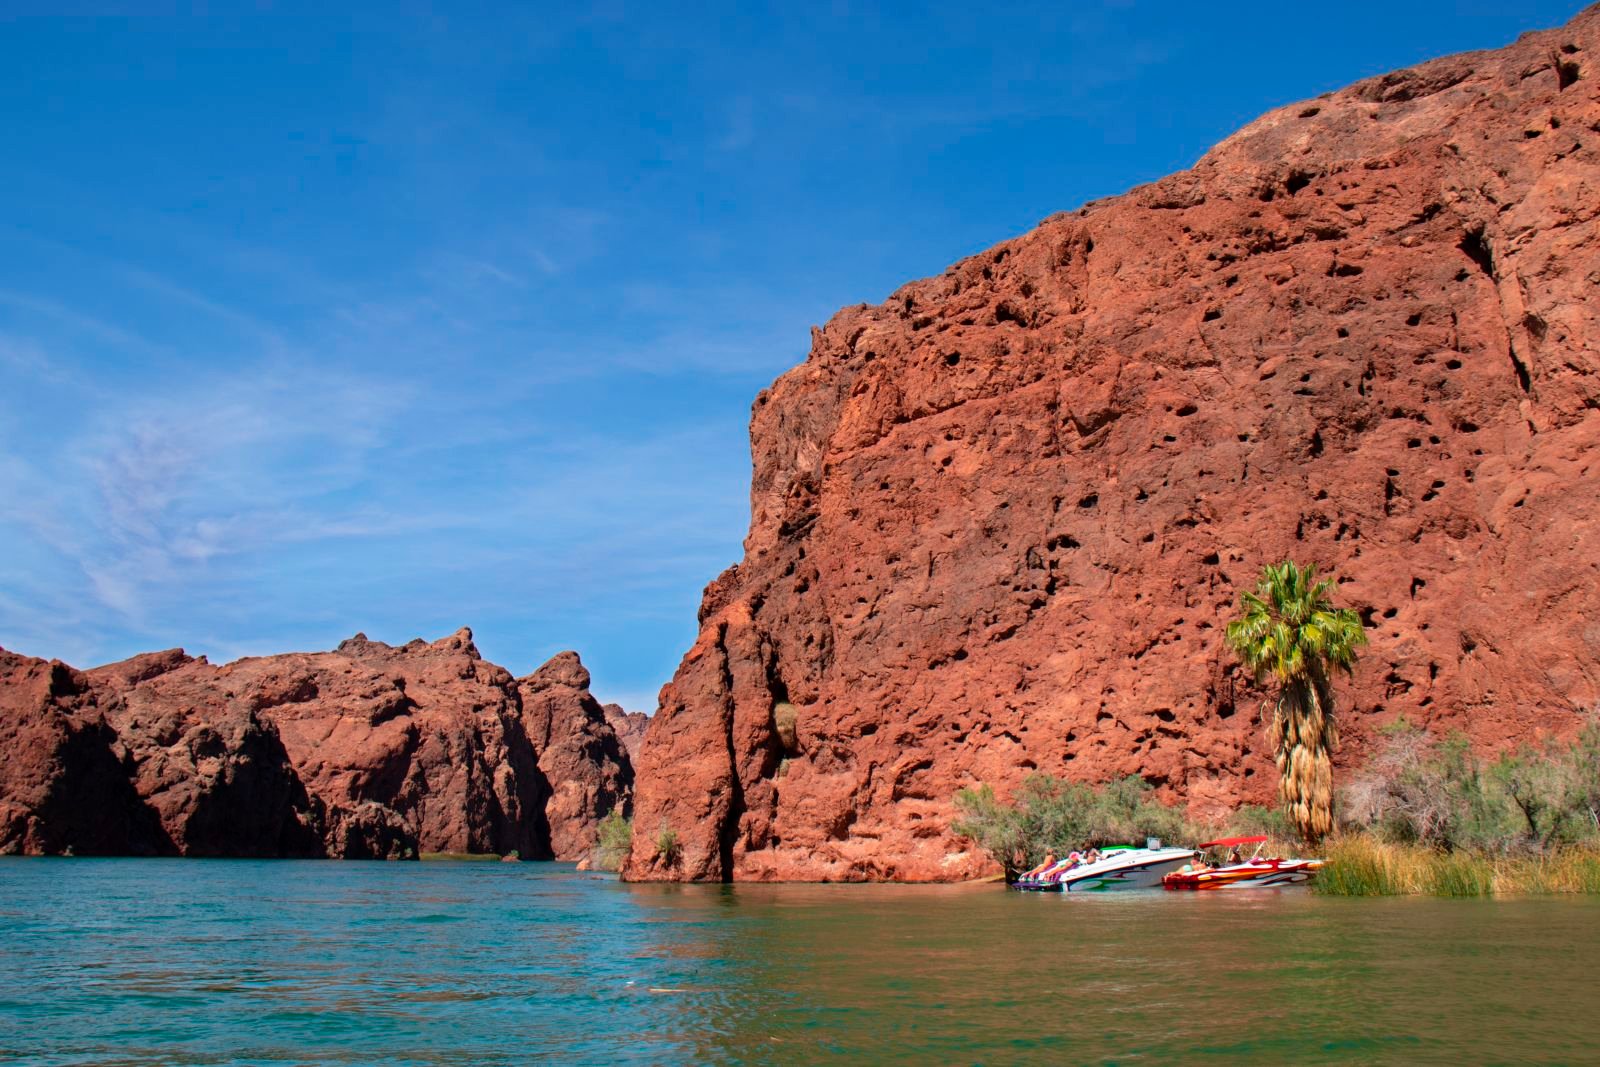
0 633 633 860
625 7 1600 881
602 703 651 762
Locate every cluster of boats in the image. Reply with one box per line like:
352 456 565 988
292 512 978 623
1010 835 1323 892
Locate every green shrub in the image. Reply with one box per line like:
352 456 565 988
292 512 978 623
594 809 632 871
952 783 1027 878
654 825 681 866
1342 713 1600 855
953 774 1203 877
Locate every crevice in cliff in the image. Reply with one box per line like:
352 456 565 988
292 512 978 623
1458 227 1494 279
1552 47 1581 91
500 692 555 861
714 623 745 883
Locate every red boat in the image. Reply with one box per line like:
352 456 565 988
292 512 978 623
1161 835 1323 890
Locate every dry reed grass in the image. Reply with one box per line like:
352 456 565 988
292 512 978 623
1316 835 1600 896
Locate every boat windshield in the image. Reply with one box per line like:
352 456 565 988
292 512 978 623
1197 835 1268 864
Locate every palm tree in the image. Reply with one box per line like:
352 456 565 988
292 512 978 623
1226 560 1367 842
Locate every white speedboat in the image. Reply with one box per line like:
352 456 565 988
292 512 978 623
1055 844 1199 892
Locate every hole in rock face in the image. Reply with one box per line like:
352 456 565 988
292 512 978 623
1406 311 1423 327
1176 403 1198 417
1077 493 1099 510
1201 551 1220 565
1556 56 1580 91
1299 106 1321 118
1410 577 1427 598
1459 228 1494 277
1446 358 1462 370
1382 607 1398 619
1285 171 1313 196
1202 308 1222 322
1337 326 1350 338
944 352 960 366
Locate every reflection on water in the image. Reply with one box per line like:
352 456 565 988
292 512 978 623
1 859 1597 1064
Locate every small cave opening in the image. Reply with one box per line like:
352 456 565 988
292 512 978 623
1458 228 1494 278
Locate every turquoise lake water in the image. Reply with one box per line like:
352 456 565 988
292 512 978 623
1 858 1597 1064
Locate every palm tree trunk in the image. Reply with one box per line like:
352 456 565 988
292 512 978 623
1274 678 1335 842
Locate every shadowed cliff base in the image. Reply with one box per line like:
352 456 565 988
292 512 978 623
624 4 1600 882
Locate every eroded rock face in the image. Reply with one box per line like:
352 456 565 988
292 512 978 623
0 634 633 859
518 653 634 861
625 10 1600 882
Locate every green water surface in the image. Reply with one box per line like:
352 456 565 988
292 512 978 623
1 859 1596 1064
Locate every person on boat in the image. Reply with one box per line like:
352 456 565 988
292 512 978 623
1041 851 1084 882
1227 845 1244 865
1018 850 1058 881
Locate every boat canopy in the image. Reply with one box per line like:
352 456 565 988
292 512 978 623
1197 835 1268 848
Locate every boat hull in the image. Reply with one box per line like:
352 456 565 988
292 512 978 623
1057 848 1199 892
1162 859 1324 890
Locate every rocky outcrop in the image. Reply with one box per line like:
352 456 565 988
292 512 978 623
625 8 1600 881
0 650 168 856
84 649 323 858
518 653 634 861
0 634 633 860
602 704 651 762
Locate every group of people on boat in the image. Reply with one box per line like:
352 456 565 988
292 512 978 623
1020 842 1250 882
1009 836 1323 892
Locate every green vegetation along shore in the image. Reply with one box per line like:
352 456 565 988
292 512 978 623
952 558 1600 897
953 710 1600 897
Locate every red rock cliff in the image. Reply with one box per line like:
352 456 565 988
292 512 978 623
624 9 1600 882
0 633 633 860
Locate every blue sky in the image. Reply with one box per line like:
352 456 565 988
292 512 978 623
0 2 1584 710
